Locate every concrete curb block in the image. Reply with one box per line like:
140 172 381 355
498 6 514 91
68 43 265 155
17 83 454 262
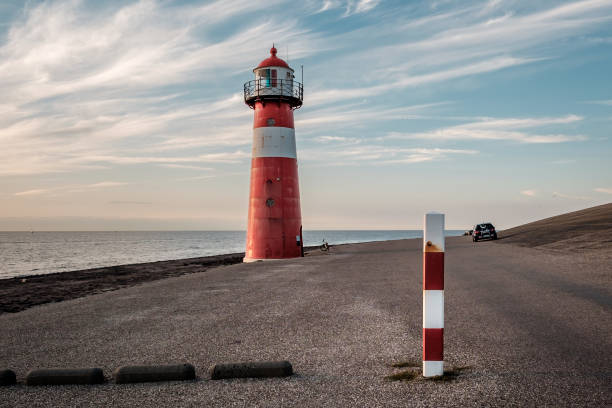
25 368 104 386
209 361 293 380
114 364 196 384
0 369 16 386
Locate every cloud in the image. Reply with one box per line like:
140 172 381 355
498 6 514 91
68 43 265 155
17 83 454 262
394 0 612 56
305 0 612 111
159 164 214 171
552 192 591 200
307 57 540 107
384 114 586 144
0 0 610 198
594 187 612 194
0 0 323 176
521 190 536 197
70 151 250 165
14 181 128 196
462 115 583 129
300 145 477 166
584 99 612 106
314 136 361 143
351 0 381 14
0 0 303 105
86 181 128 188
298 102 445 128
108 200 152 205
311 0 381 16
14 189 49 196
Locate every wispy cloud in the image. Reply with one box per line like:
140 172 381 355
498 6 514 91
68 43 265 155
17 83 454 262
0 0 322 176
584 99 612 106
521 189 536 197
552 192 591 200
384 114 586 143
301 145 477 166
594 187 612 194
14 181 128 197
307 57 540 107
311 0 381 16
14 189 49 196
2 0 610 178
108 200 152 205
86 181 128 188
307 0 612 110
70 151 250 166
314 136 361 143
159 164 214 171
298 102 445 128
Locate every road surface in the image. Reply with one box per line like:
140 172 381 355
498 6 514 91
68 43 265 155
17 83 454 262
1 237 610 407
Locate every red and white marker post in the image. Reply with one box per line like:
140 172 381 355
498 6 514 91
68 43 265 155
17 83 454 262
423 212 445 377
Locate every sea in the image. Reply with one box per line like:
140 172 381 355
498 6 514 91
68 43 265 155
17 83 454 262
0 230 464 279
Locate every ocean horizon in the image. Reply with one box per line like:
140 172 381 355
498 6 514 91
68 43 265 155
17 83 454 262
0 230 464 279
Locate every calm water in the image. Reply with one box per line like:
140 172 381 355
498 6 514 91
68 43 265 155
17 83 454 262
0 230 463 279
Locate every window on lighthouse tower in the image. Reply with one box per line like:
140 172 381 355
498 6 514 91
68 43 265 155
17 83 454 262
256 68 282 91
257 69 270 88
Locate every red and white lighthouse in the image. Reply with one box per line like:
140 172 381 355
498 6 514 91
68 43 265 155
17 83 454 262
243 46 304 262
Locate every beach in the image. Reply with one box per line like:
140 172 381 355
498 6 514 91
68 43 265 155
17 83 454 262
1 211 611 406
0 252 244 314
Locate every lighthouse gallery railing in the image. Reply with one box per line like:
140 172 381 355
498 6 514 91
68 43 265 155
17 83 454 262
244 78 303 109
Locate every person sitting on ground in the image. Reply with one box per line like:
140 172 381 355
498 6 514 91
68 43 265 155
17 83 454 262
321 239 329 252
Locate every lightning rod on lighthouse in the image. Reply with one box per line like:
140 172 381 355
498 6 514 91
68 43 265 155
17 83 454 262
243 46 304 262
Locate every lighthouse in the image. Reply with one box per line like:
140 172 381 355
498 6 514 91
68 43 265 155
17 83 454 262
244 46 304 262
242 46 304 262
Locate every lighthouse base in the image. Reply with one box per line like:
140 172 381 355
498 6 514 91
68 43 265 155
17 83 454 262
243 256 301 263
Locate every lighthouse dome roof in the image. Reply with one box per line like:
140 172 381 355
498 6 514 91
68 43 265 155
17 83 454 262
256 46 291 70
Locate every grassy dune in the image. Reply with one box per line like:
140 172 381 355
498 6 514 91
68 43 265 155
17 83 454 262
498 203 612 252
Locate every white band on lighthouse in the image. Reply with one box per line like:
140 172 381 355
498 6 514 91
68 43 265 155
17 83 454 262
252 127 297 159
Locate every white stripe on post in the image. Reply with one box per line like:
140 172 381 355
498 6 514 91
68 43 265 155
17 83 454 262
423 361 443 376
423 290 444 328
423 212 445 377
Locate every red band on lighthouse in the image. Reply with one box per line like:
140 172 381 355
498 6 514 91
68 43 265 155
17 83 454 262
243 46 304 262
253 102 295 129
423 212 445 377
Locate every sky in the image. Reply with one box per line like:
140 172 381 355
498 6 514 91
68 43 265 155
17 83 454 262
0 0 611 231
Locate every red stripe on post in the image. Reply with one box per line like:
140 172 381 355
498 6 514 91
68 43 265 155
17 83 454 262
423 328 444 361
423 252 444 290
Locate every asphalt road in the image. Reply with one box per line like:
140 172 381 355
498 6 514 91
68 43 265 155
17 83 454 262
1 237 610 407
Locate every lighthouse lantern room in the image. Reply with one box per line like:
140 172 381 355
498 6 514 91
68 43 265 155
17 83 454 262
243 46 304 262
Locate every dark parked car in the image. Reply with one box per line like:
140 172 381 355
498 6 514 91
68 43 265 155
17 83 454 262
472 223 497 241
